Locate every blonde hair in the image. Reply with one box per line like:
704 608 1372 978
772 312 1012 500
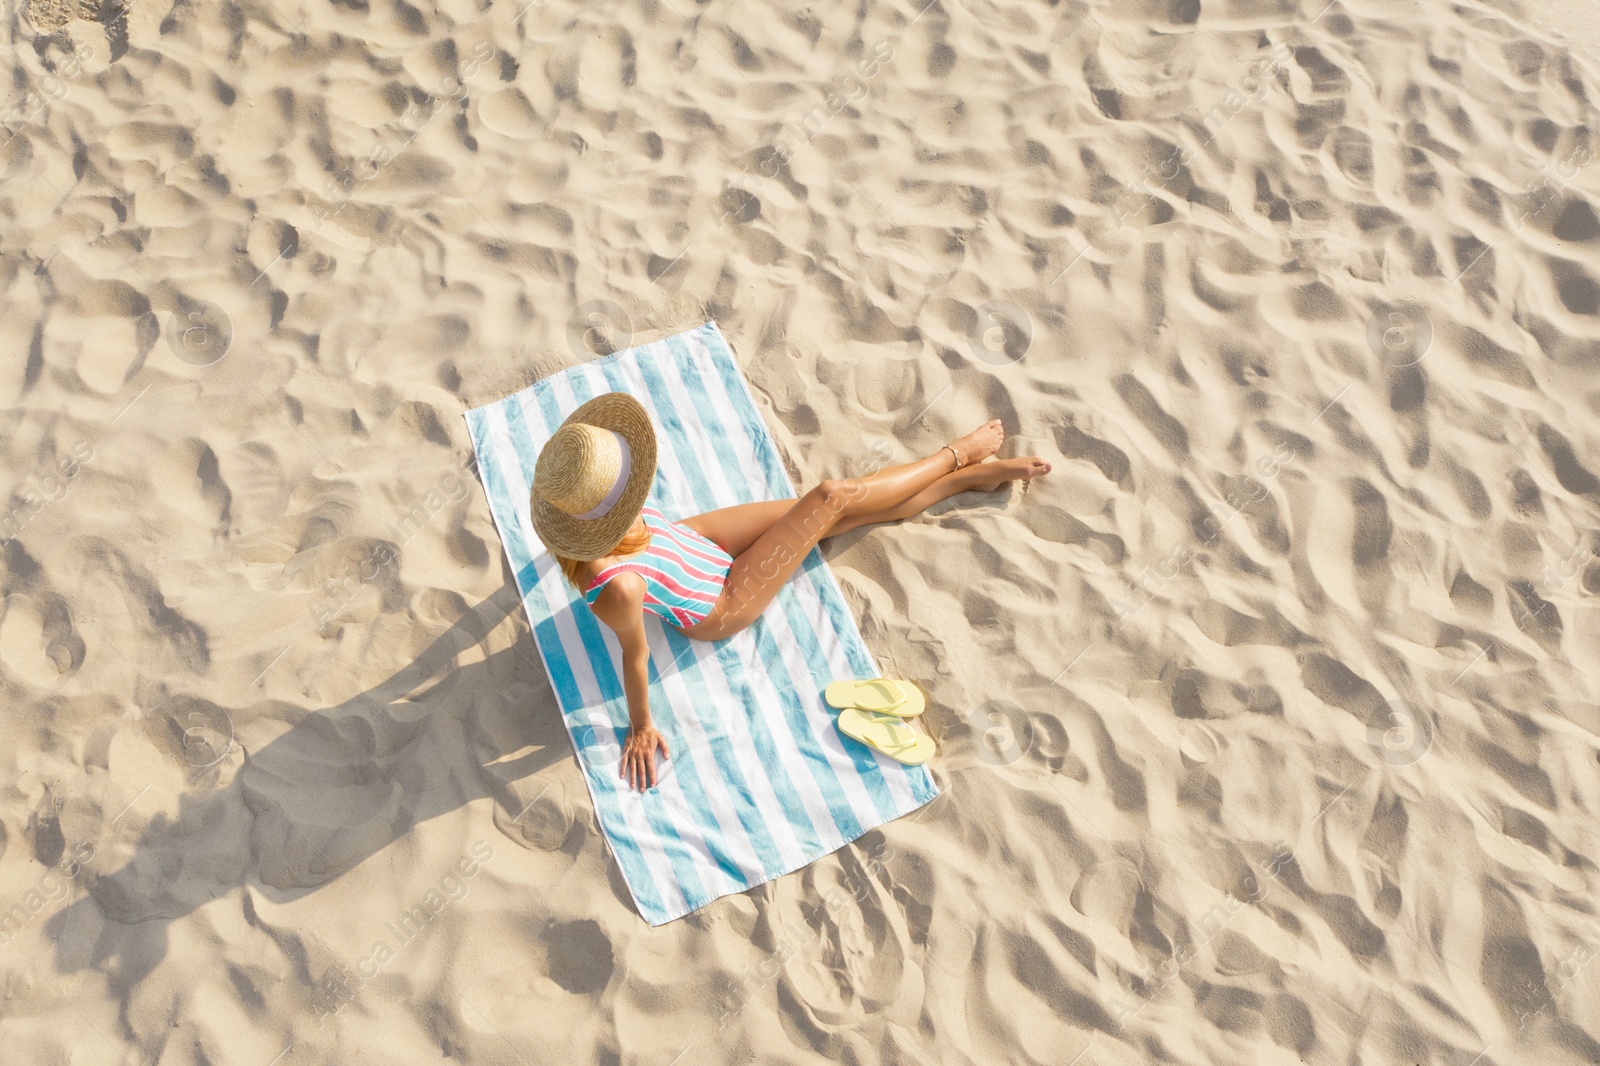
557 521 651 589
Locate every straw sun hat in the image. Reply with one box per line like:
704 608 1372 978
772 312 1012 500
530 393 658 561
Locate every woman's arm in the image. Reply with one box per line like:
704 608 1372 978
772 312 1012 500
590 572 670 791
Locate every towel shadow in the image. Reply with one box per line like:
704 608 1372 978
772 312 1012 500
44 581 571 992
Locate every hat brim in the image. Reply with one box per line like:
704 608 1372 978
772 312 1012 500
530 393 658 561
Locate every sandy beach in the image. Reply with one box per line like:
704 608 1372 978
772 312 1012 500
3 0 1600 1062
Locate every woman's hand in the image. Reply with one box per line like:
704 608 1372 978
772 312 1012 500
621 725 670 791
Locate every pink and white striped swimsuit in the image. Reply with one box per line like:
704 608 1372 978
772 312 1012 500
582 507 732 627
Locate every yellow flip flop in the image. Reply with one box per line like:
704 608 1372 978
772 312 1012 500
836 708 936 766
823 678 925 718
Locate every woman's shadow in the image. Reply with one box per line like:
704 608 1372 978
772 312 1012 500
45 581 575 993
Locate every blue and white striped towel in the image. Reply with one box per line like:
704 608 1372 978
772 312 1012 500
464 321 939 924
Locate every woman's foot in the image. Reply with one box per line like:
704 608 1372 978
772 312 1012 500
946 419 1005 468
961 455 1052 491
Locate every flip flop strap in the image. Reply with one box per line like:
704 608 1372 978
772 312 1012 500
863 712 916 751
865 680 907 712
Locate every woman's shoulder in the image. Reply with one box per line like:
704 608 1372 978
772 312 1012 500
589 569 646 617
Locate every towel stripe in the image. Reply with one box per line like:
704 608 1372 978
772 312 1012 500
565 362 797 883
468 405 675 917
595 354 836 862
534 371 757 896
673 332 937 815
615 351 855 852
464 322 938 923
641 340 880 836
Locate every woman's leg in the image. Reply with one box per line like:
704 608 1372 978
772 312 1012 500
683 463 1049 642
677 501 792 556
826 455 1052 536
678 481 895 640
680 420 1007 556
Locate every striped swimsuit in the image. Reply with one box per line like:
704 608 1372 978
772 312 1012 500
583 506 732 627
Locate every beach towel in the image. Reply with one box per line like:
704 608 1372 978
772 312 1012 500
463 321 939 924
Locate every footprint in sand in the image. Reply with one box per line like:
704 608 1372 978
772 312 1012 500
23 0 80 34
41 282 158 396
1581 556 1600 596
0 591 85 688
782 862 908 1025
143 695 235 770
1070 857 1168 980
227 441 292 545
25 0 131 60
455 922 615 1047
576 26 636 112
151 438 234 535
502 775 578 855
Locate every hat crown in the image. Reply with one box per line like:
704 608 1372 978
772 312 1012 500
536 423 622 515
528 391 656 561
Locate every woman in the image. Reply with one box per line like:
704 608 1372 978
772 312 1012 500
531 393 1051 791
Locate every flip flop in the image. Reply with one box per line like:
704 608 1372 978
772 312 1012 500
823 678 926 718
835 708 936 766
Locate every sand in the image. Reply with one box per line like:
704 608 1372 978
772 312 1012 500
2 0 1599 1062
